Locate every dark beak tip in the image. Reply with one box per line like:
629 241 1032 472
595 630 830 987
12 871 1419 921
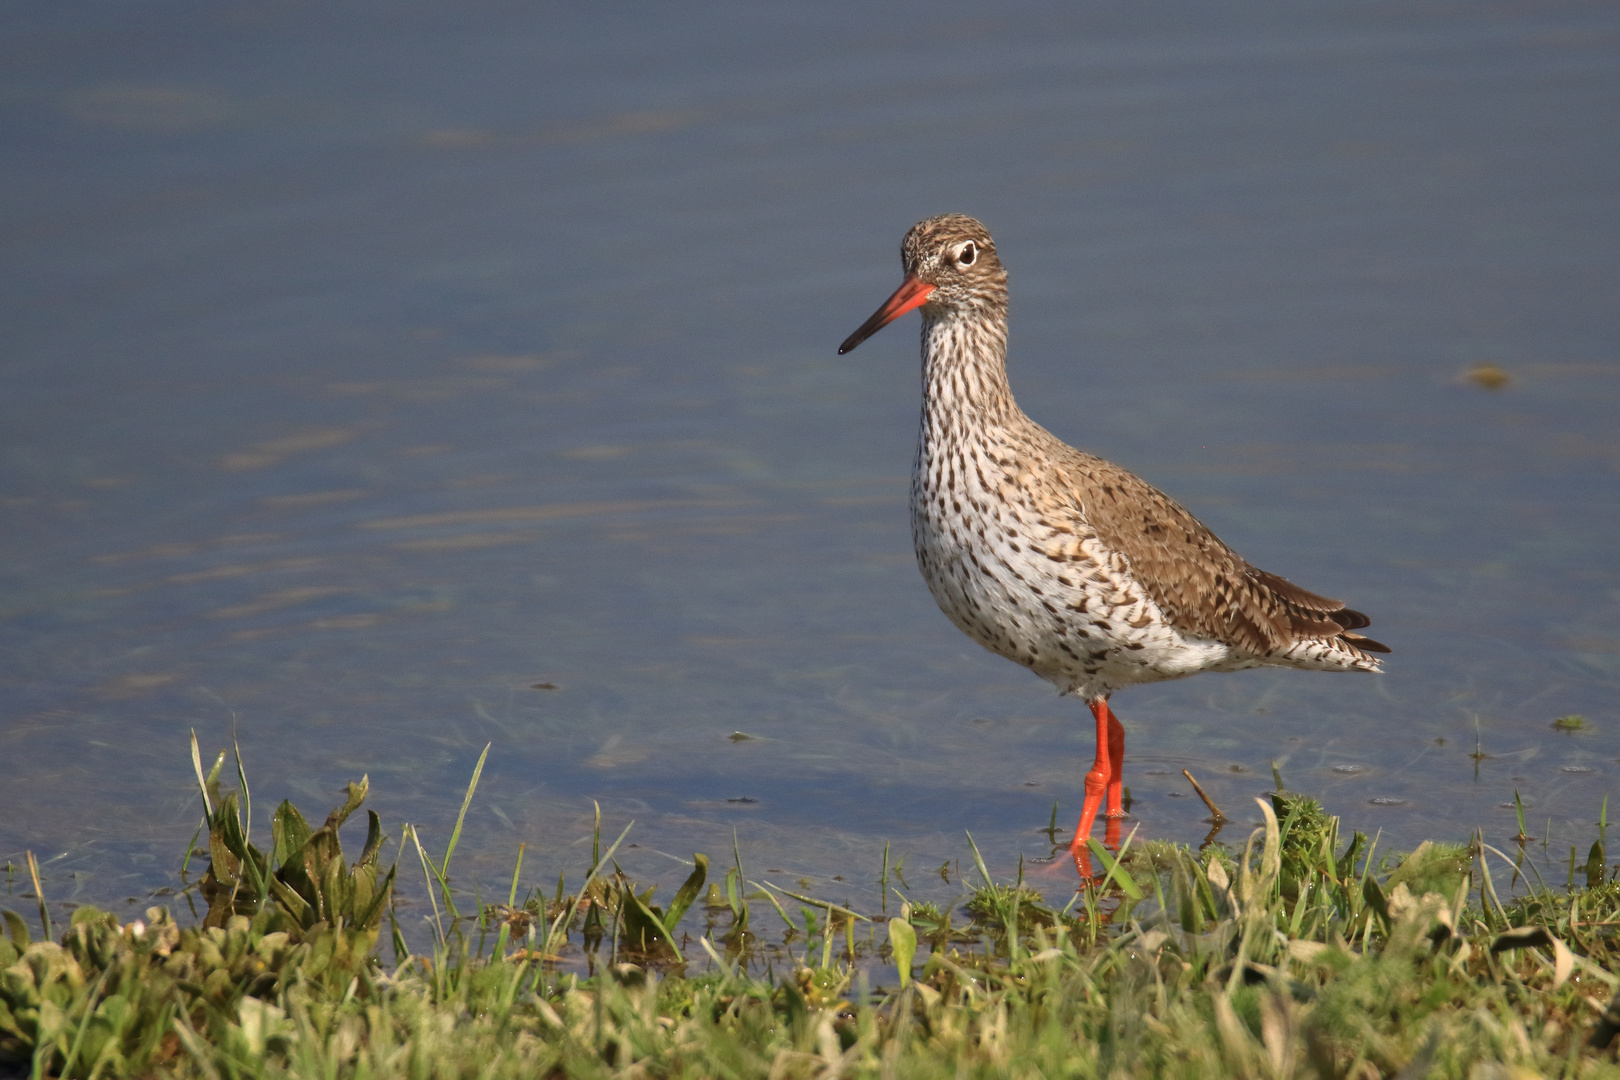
837 274 931 356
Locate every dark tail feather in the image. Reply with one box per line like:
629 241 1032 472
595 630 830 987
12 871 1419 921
1341 631 1391 654
1331 607 1373 631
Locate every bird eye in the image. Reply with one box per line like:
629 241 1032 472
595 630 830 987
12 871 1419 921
957 242 977 267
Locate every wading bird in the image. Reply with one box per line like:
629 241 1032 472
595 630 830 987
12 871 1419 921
838 214 1388 875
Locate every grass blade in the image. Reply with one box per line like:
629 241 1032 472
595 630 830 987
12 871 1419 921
508 842 526 907
189 729 214 824
24 851 50 941
409 825 447 947
232 731 252 848
441 742 492 881
756 881 869 922
965 831 994 889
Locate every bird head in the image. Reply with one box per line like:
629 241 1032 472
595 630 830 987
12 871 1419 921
839 214 1007 355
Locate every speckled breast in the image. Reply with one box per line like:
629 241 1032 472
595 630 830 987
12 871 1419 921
909 426 1247 699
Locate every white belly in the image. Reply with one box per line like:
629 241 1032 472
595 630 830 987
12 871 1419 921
909 469 1251 701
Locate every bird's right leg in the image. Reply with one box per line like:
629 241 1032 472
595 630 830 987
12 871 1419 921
1103 700 1125 820
1067 699 1114 873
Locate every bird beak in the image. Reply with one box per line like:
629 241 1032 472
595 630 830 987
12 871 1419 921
837 275 936 354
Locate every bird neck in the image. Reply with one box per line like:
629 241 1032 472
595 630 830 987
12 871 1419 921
919 305 1018 431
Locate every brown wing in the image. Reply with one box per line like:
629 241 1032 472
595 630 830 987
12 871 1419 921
1057 449 1388 655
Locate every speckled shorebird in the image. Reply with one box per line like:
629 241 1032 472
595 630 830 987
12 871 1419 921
838 214 1389 874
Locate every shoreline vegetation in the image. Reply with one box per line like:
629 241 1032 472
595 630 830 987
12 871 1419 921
5 740 1620 1077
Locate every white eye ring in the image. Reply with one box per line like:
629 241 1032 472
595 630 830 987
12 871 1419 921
957 241 978 267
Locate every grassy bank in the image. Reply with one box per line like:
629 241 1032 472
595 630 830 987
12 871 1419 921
5 742 1620 1078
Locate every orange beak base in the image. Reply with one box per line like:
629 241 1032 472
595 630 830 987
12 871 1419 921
837 275 936 355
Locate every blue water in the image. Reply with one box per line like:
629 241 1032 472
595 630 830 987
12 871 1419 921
3 1 1618 935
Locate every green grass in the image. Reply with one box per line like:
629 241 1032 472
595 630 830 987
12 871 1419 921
5 741 1620 1078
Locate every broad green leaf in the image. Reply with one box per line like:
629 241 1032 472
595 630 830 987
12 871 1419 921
1085 838 1144 901
662 854 709 932
622 881 682 960
352 864 397 932
1362 875 1390 928
357 810 386 869
322 777 369 833
268 879 313 927
271 801 311 871
889 918 917 989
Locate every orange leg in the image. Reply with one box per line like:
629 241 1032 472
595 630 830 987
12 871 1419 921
1068 699 1124 875
1104 703 1126 819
